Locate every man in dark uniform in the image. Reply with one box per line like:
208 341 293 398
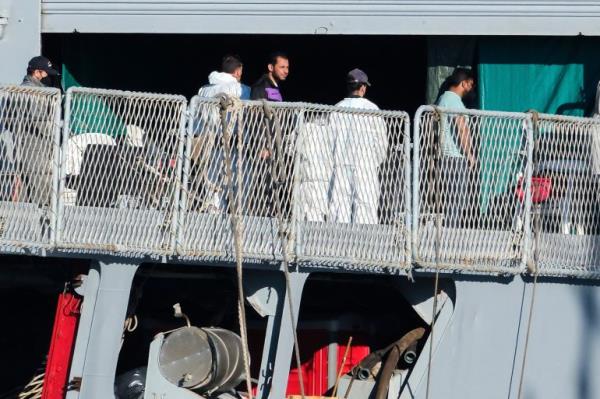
21 56 59 87
11 56 60 203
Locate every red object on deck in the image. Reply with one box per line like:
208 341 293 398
286 332 369 397
42 291 82 399
516 176 552 203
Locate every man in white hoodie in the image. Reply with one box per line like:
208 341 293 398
328 69 388 224
198 54 250 99
194 55 250 213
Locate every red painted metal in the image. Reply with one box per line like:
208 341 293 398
41 291 82 399
286 332 369 397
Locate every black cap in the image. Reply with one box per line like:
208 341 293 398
28 56 59 76
347 68 371 86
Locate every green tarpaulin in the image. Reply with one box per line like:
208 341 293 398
477 37 600 212
479 37 588 116
61 45 126 137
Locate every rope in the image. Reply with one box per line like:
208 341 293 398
262 99 306 399
517 117 540 399
425 271 440 399
517 271 538 399
219 95 254 399
332 336 353 397
125 314 138 332
527 109 540 126
17 372 44 399
425 106 444 399
120 314 139 351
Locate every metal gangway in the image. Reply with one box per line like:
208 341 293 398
0 85 599 279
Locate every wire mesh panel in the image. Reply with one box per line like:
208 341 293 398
181 97 410 270
0 86 61 250
413 106 533 273
180 97 297 261
58 87 186 255
533 114 600 277
292 103 410 269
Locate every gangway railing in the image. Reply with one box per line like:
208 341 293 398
532 113 600 278
0 86 61 251
56 87 187 255
289 101 410 269
180 97 411 270
413 106 534 275
1 85 599 278
179 97 288 261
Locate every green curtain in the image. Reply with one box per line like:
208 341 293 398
476 36 596 213
479 37 586 115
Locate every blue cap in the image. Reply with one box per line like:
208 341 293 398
28 56 59 76
347 68 371 86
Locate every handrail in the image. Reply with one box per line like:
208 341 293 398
0 85 598 278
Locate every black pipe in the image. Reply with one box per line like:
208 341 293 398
356 367 372 381
403 341 418 365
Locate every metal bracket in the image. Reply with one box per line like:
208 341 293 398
66 376 82 392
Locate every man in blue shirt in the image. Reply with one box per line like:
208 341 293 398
435 68 476 226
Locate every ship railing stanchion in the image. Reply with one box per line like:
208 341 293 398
521 112 536 273
70 258 139 399
263 99 306 399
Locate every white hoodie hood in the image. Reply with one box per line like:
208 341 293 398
208 71 237 85
198 71 242 98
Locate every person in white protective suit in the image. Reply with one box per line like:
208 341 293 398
329 69 388 224
296 114 336 222
195 55 251 212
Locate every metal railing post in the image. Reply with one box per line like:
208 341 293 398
56 88 73 246
169 101 188 254
289 107 305 261
521 115 535 273
49 91 63 248
412 106 430 266
403 113 412 268
177 97 197 256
